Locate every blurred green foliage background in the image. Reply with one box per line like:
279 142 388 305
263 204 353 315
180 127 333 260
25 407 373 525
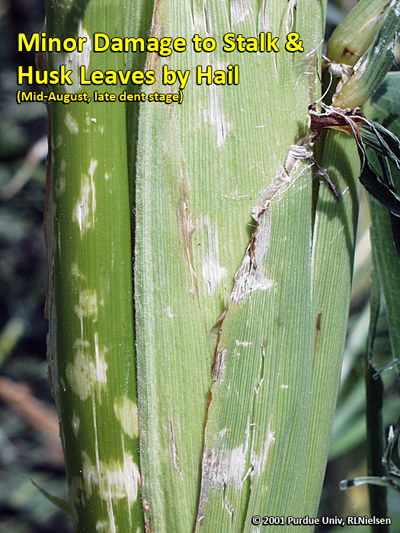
0 1 73 531
1 1 399 531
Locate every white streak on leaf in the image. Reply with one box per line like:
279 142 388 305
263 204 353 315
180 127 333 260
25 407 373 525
203 422 251 489
165 306 175 318
229 218 275 303
202 261 227 295
66 338 108 401
201 218 227 294
250 418 275 483
205 83 233 148
258 0 271 32
169 419 183 477
72 412 80 437
74 289 98 320
70 263 86 281
82 452 140 506
213 348 227 380
53 21 91 93
191 2 207 32
113 397 139 438
235 340 252 347
64 113 79 135
73 159 97 236
230 0 252 24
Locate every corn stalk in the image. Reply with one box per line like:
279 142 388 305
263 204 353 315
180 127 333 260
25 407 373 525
44 1 144 531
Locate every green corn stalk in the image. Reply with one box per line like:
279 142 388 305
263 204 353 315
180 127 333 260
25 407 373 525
44 0 144 531
42 0 400 531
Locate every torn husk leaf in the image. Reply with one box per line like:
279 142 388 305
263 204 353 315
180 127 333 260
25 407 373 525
194 130 360 531
194 152 315 531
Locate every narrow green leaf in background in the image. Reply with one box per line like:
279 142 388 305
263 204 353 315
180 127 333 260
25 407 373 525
363 72 400 514
364 73 400 362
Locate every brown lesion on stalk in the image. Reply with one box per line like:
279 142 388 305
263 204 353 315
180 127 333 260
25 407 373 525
211 348 227 380
316 309 323 332
176 161 199 298
312 308 323 371
143 0 166 81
